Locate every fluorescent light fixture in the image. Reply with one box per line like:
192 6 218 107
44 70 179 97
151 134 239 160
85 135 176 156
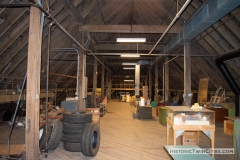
117 38 146 43
120 54 140 57
124 80 134 82
122 62 137 65
123 67 135 69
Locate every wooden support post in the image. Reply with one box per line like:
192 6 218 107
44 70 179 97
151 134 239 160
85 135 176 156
149 68 152 100
26 6 42 160
106 72 111 101
183 42 192 106
77 28 85 111
109 74 112 100
93 58 97 107
101 60 105 101
164 57 169 105
154 64 159 104
135 65 140 96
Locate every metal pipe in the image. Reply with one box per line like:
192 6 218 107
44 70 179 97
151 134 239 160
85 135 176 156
7 73 27 158
148 0 192 55
87 53 214 57
28 1 112 73
45 22 53 157
88 50 111 73
35 4 112 72
164 56 179 64
0 2 104 72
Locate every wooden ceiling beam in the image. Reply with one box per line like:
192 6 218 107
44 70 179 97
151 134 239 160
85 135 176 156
93 44 163 51
83 25 182 33
58 0 85 24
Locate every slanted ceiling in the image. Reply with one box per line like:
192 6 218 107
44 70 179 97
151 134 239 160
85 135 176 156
0 0 240 101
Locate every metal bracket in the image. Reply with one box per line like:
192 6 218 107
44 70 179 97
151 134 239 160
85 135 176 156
203 131 211 139
176 130 185 138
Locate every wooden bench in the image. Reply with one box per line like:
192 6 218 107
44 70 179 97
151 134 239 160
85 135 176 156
164 145 215 160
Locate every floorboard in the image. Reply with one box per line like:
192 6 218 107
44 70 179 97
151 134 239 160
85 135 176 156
0 100 237 160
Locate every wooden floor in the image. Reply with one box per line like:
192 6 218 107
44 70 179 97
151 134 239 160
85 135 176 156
0 100 237 160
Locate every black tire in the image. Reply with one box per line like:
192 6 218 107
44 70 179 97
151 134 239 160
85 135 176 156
62 112 92 124
62 122 86 134
39 124 51 151
81 123 100 157
62 133 83 143
63 141 82 152
48 119 63 150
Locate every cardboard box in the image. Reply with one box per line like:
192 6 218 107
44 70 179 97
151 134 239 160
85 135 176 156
224 120 233 136
86 108 100 124
182 132 197 145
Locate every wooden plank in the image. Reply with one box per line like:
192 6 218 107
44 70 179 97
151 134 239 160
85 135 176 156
26 6 42 160
0 7 27 37
183 42 191 106
0 0 65 77
83 25 182 33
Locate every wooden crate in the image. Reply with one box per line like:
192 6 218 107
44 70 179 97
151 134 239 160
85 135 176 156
224 120 233 136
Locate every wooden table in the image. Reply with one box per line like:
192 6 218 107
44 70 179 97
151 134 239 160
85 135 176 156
164 145 215 160
166 117 215 157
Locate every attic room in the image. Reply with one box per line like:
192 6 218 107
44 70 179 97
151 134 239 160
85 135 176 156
0 0 240 160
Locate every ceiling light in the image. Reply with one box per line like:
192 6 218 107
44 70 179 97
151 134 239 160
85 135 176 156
122 63 137 65
123 67 135 69
120 54 140 57
117 38 146 43
124 80 134 82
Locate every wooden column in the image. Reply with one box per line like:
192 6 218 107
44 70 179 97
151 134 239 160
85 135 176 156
149 68 152 100
164 57 169 105
109 74 112 100
154 64 159 104
26 6 42 160
135 65 140 96
145 74 148 86
77 27 85 111
101 60 105 101
106 72 109 100
93 58 97 107
183 42 192 106
106 72 111 101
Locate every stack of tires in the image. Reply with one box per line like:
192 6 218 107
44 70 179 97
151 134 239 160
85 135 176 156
39 119 63 151
61 111 100 157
